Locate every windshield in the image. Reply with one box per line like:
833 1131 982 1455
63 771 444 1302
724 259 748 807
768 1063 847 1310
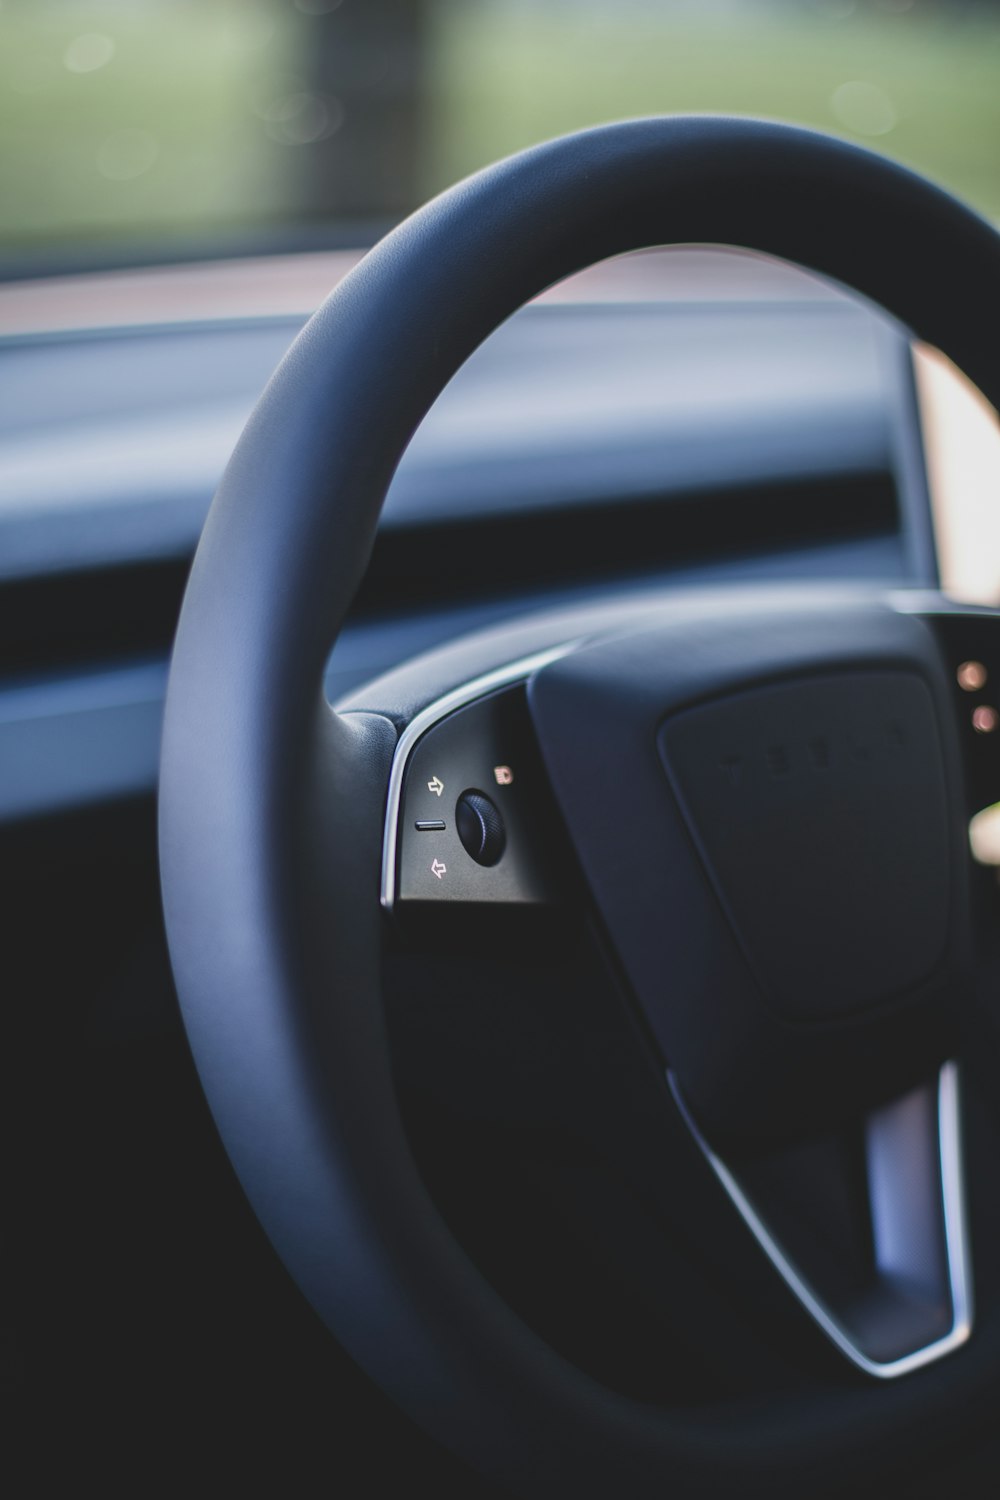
3 0 1000 275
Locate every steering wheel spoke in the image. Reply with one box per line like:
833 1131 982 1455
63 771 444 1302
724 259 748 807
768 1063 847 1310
380 646 578 914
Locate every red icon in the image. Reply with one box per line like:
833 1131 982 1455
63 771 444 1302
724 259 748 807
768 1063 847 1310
493 765 514 786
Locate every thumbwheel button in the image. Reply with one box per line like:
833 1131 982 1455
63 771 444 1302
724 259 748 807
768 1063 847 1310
455 790 506 867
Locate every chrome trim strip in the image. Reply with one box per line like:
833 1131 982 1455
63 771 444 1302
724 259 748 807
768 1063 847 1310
939 1061 975 1347
669 1062 971 1380
379 642 580 909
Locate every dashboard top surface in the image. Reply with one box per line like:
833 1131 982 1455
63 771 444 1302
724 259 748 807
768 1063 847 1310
0 249 942 823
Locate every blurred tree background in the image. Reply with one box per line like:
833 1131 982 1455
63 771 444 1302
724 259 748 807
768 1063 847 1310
1 0 998 270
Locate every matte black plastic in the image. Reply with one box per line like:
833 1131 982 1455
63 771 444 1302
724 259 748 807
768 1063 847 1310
159 119 1000 1494
661 671 950 1022
528 602 968 1149
397 687 561 905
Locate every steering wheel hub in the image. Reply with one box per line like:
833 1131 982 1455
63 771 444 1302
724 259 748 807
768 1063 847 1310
529 599 966 1149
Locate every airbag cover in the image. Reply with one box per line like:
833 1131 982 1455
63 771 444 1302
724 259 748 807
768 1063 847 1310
659 671 949 1023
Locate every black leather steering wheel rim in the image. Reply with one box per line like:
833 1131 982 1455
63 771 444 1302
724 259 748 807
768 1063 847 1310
159 118 1000 1494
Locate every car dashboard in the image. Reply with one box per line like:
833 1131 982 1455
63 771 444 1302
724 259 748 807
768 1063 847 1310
3 246 1000 1488
0 249 951 821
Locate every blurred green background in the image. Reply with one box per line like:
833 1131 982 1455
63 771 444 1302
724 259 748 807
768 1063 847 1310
2 0 999 270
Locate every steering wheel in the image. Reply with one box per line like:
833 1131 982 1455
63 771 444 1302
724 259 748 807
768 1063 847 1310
159 118 1000 1495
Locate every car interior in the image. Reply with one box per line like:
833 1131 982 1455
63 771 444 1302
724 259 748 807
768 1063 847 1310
5 3 1000 1495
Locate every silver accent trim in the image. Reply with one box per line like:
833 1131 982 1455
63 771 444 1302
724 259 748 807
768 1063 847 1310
380 642 580 909
670 1062 972 1380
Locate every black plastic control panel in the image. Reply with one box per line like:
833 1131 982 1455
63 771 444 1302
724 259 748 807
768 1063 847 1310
927 609 1000 814
394 685 565 906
